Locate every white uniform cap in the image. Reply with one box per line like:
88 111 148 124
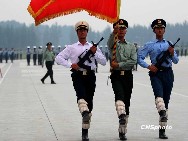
75 21 89 31
27 46 30 49
33 46 36 48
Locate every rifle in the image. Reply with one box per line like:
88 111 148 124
149 38 180 76
71 37 104 71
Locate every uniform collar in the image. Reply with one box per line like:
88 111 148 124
154 38 166 43
77 41 90 46
117 39 127 44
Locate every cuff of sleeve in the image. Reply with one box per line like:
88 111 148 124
145 64 150 68
67 62 72 68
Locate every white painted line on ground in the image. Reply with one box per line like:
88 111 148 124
0 63 12 85
134 81 188 98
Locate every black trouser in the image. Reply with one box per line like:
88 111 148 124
71 70 96 112
41 61 54 82
110 70 133 115
38 54 42 65
27 54 30 65
33 54 37 65
149 68 174 109
0 55 2 63
5 56 8 63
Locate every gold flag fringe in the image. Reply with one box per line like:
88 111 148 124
27 0 55 18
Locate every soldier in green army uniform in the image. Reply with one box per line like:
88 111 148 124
107 19 137 140
41 42 56 84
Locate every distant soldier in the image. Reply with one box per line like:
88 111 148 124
33 46 37 65
26 46 31 66
19 49 23 60
138 19 179 139
185 48 187 57
105 45 109 62
57 45 61 55
41 42 56 84
38 46 43 65
16 50 19 60
4 48 9 63
0 48 3 63
10 48 15 63
133 43 139 71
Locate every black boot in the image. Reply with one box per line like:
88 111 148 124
119 114 127 140
159 129 168 139
82 129 89 141
119 133 127 140
51 81 56 84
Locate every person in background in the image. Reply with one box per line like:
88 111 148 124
41 42 56 84
26 46 31 66
33 46 37 65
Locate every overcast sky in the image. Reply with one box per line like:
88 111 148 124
0 0 187 31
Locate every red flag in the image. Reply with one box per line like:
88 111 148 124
28 0 121 26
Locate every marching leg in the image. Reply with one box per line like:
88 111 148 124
115 100 127 140
155 97 168 139
78 99 91 141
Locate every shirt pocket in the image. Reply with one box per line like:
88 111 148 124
118 47 130 61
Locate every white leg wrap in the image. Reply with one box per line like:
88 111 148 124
155 97 166 112
118 115 129 134
115 100 126 117
78 99 91 129
78 99 89 114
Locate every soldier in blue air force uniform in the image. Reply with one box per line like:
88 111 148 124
137 19 179 139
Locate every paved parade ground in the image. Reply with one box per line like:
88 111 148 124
0 57 188 141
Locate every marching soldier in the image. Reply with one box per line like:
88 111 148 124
55 21 106 141
33 46 37 65
107 19 137 140
41 42 56 84
137 19 179 139
26 46 31 66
